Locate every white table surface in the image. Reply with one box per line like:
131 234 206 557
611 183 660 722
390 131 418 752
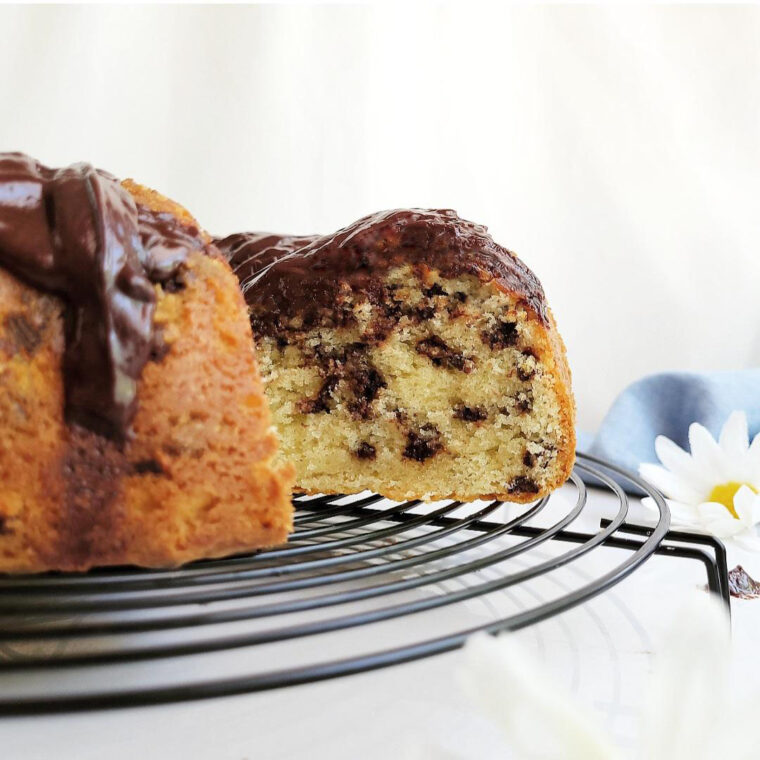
2 490 759 760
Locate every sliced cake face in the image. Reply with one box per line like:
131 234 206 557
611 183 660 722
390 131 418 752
219 209 575 503
0 155 294 572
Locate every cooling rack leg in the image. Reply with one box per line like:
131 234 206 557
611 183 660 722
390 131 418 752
600 521 732 616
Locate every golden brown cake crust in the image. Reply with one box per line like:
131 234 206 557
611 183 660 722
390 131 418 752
0 182 294 573
539 307 576 497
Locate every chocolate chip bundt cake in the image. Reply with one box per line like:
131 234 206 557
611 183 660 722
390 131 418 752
0 153 294 573
217 209 575 503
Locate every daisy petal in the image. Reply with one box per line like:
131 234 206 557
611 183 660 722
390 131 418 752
718 411 749 461
688 423 730 481
697 502 732 522
638 463 704 505
638 499 665 529
639 496 698 528
700 517 745 539
638 498 692 531
640 496 659 516
733 486 759 523
654 437 713 492
747 433 760 476
665 500 703 527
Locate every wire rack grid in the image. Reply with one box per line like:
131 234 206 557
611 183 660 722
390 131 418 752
0 452 728 715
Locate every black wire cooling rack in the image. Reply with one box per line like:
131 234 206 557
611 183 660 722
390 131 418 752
0 452 729 715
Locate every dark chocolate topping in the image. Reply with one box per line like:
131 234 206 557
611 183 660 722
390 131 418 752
0 152 204 438
215 231 318 299
215 209 547 327
136 203 206 283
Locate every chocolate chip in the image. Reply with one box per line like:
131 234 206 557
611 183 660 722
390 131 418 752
454 291 467 302
149 343 170 363
355 365 385 397
424 282 446 297
508 476 539 494
517 349 537 381
162 272 186 293
523 450 536 467
306 343 386 419
298 376 338 414
162 442 183 457
133 458 164 475
416 335 474 373
367 289 406 339
250 313 275 340
403 424 443 462
276 336 288 349
516 393 533 413
347 365 387 419
4 313 42 356
0 515 12 536
482 320 518 349
148 329 170 363
354 442 377 460
413 305 436 321
453 404 488 422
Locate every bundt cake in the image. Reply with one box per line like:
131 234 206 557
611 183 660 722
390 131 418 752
0 153 294 573
216 209 575 503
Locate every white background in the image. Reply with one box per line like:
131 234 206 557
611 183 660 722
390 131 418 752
0 4 758 429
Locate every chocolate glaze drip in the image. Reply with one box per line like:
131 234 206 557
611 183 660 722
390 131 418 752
215 209 547 332
136 203 206 283
0 152 203 438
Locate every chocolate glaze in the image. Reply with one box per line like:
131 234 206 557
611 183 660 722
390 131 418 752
136 203 206 283
215 209 547 333
0 153 204 438
216 231 318 299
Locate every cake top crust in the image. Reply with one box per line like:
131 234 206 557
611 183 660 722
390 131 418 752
215 208 548 326
0 152 206 438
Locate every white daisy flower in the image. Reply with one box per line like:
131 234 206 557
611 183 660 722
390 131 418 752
638 411 760 550
411 593 759 760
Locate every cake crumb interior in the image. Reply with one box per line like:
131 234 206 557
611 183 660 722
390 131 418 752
255 265 571 502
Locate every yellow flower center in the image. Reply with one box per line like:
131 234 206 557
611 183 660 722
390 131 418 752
708 482 757 519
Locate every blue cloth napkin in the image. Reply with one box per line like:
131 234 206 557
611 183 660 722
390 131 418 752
577 370 760 492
